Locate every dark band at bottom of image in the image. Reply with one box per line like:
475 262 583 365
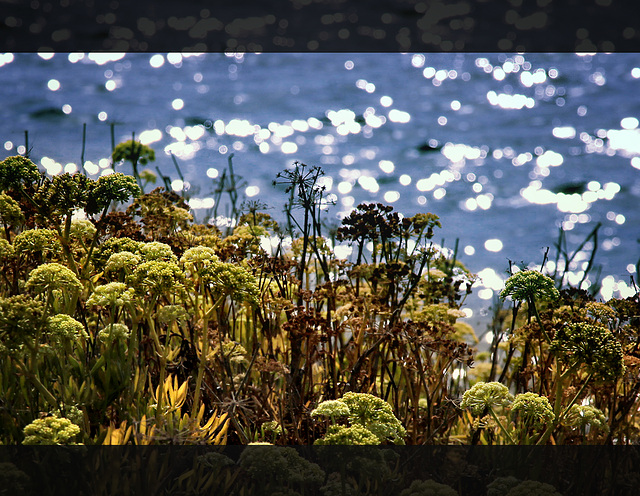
2 445 640 496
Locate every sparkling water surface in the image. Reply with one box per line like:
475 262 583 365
1 52 639 333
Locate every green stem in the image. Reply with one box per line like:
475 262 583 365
489 406 515 444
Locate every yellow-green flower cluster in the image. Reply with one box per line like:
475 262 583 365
0 155 40 190
315 424 380 445
26 262 82 294
460 381 514 416
314 392 406 445
105 251 141 275
138 241 178 263
69 218 96 241
0 192 24 225
14 228 61 258
87 282 135 307
157 304 188 325
221 341 248 364
399 479 458 496
180 246 220 278
47 314 88 343
563 404 609 433
0 238 15 259
22 415 81 445
510 392 555 427
500 270 560 302
550 322 625 381
130 260 184 296
206 261 260 305
311 399 351 420
97 323 131 343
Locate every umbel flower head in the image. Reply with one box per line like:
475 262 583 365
0 192 25 226
69 219 96 241
0 155 40 191
86 172 141 215
26 263 82 294
129 260 184 297
311 399 351 421
550 322 625 381
97 323 131 343
500 270 560 303
563 404 609 433
104 251 141 275
47 314 88 344
315 424 380 445
157 304 189 325
87 282 135 307
316 392 407 445
460 381 514 416
14 229 62 258
505 480 562 496
205 261 260 305
180 245 220 278
510 392 555 427
22 415 81 445
138 241 178 263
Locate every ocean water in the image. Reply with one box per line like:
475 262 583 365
1 52 638 333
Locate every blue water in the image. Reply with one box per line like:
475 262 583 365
1 52 639 331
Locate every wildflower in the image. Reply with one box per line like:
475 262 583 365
97 323 131 343
47 314 88 343
262 420 285 435
95 237 143 268
460 381 514 416
314 424 380 445
69 218 96 241
25 262 82 294
0 294 47 350
510 392 555 427
13 228 62 258
180 245 220 277
22 415 81 445
205 261 260 305
563 404 609 433
500 270 560 303
339 392 407 444
130 260 184 297
427 268 446 280
399 479 458 496
138 241 178 263
550 322 625 381
0 155 40 190
311 399 351 422
86 172 141 215
104 251 141 275
157 304 189 325
112 140 155 166
220 341 247 364
0 238 15 259
87 282 135 307
0 192 25 226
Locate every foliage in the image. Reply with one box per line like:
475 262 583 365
1 142 638 450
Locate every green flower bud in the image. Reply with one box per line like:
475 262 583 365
0 155 40 191
14 228 62 258
550 322 625 381
501 270 560 303
510 392 555 427
460 381 514 416
0 192 25 225
138 241 178 263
